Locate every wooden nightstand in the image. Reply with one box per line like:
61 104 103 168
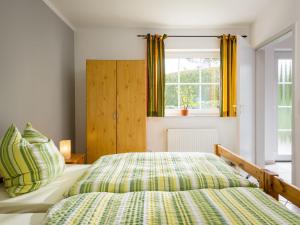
65 153 86 164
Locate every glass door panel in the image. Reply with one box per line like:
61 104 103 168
276 56 292 161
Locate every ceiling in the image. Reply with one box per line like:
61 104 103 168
47 0 273 29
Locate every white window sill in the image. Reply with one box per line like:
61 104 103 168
165 110 220 117
165 114 219 118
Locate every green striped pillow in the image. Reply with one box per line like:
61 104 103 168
23 123 49 143
0 124 65 197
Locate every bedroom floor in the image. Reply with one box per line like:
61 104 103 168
265 162 300 214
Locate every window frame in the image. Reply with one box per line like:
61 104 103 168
165 49 221 117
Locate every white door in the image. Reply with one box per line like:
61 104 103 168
237 37 255 162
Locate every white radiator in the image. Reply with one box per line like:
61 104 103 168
167 129 218 153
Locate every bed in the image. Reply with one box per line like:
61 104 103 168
2 145 300 224
45 187 300 225
2 185 299 225
0 213 45 225
0 164 90 213
68 151 255 196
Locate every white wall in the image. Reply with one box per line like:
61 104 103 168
0 0 74 145
251 0 297 48
75 27 250 153
255 49 266 167
237 37 255 162
251 0 300 186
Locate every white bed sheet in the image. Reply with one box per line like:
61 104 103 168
0 164 90 213
0 213 45 225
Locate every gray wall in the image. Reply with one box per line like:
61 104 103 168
0 0 74 146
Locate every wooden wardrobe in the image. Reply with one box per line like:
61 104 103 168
86 60 146 163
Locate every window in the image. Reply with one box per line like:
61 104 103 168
165 51 220 116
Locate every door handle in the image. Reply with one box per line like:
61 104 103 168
113 112 119 120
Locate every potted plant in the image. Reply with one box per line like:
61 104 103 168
180 96 189 116
180 87 195 116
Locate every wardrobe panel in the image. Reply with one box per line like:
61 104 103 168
86 60 117 163
117 60 146 153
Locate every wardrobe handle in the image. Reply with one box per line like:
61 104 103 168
113 112 119 120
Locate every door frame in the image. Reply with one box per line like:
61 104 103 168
254 25 296 184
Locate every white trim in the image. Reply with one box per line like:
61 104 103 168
278 82 292 85
166 50 220 58
254 25 295 50
42 0 76 31
166 83 219 85
166 49 220 52
278 129 292 132
278 106 292 108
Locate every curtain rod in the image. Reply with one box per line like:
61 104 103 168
137 35 247 38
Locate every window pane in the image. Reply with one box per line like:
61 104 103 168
278 131 292 155
180 70 199 83
165 59 178 83
166 72 178 83
179 58 200 83
278 108 292 129
200 58 220 68
278 84 292 106
180 85 200 108
201 84 219 109
165 85 178 109
201 67 220 83
278 59 292 83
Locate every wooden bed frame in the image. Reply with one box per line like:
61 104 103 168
214 144 300 208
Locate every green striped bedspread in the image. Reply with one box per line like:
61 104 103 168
45 188 300 225
68 152 254 196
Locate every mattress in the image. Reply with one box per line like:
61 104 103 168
0 213 45 225
45 187 300 225
0 164 90 213
68 152 254 196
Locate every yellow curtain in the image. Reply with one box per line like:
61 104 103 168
146 33 167 117
220 34 237 117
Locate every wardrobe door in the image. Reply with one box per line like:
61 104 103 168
86 60 117 163
117 60 146 153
